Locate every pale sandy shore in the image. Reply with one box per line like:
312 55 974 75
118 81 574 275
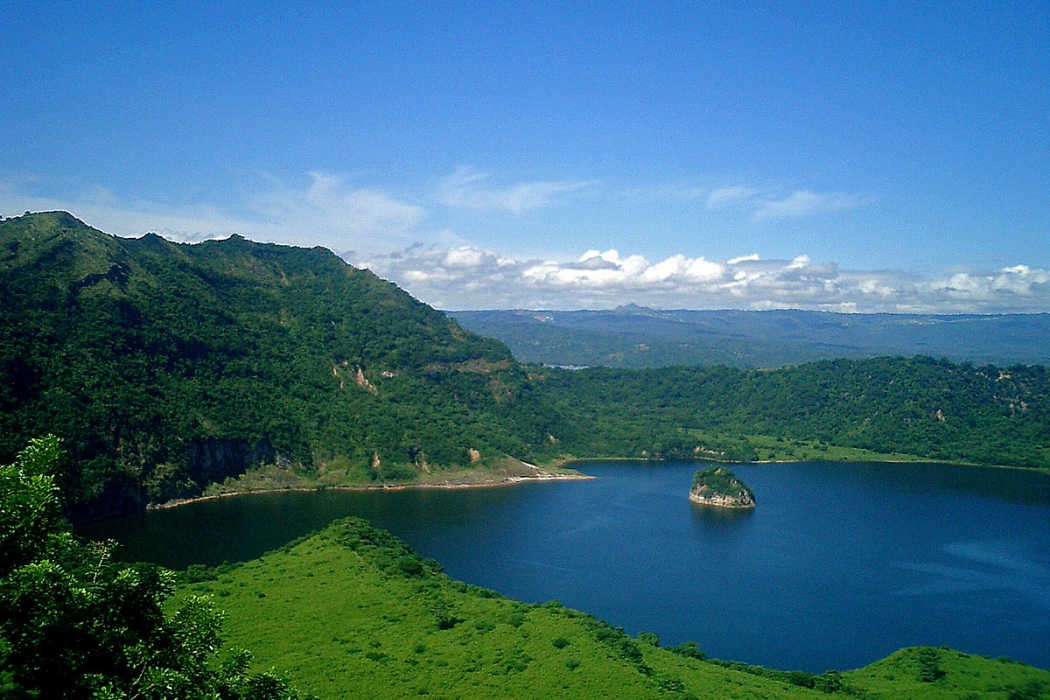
150 465 593 510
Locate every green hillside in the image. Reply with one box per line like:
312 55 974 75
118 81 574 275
541 358 1050 469
11 445 1046 700
0 212 566 518
4 331 1050 698
4 212 1050 522
175 517 1050 700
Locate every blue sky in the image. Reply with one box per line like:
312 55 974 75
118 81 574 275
2 2 1048 312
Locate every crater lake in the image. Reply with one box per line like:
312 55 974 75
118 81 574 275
78 461 1050 673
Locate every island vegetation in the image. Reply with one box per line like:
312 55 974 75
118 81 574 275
4 212 1050 697
689 466 755 508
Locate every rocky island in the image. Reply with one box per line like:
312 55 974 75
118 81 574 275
689 466 756 509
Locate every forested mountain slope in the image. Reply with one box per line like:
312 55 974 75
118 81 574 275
0 212 565 518
4 212 1050 521
542 358 1050 469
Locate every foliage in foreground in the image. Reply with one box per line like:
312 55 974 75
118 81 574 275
0 436 312 699
176 516 1050 700
5 435 1048 699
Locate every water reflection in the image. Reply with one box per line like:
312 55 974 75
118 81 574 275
849 462 1050 506
689 502 755 527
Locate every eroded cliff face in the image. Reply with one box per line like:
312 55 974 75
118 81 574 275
688 466 756 509
688 488 756 508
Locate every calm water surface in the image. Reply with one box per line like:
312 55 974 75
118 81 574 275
79 461 1050 672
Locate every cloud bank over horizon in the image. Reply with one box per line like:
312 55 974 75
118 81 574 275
3 173 1049 315
361 245 1050 314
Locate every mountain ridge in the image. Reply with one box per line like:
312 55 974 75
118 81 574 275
450 307 1050 368
4 212 1050 521
0 212 564 518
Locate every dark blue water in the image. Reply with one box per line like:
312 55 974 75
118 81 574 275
79 461 1050 672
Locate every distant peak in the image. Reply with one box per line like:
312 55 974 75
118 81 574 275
613 303 653 314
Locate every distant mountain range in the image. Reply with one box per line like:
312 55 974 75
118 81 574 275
450 306 1050 368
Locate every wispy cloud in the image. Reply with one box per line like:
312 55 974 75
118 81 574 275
652 181 869 222
705 186 756 210
0 173 425 256
246 172 424 250
437 166 595 214
365 245 1050 313
752 189 867 222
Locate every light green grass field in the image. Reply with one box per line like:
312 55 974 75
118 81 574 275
176 518 1050 700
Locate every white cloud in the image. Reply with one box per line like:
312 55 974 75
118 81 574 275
929 265 1050 302
438 166 595 214
365 244 1050 313
4 173 1045 314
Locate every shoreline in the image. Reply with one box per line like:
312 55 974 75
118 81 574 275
564 454 1050 473
149 453 1048 512
150 465 593 511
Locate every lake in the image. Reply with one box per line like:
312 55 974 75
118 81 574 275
78 461 1050 673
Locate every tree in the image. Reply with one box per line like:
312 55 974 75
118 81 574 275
0 436 313 699
0 434 67 577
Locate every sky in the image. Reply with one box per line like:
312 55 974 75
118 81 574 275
1 1 1048 313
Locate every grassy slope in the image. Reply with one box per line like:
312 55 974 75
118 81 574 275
176 519 1050 700
842 647 1050 700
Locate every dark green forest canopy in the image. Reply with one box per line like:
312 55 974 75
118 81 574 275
3 212 1050 519
0 436 312 699
0 213 564 517
691 466 753 498
537 358 1050 468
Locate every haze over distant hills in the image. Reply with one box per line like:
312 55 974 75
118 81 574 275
451 307 1050 369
